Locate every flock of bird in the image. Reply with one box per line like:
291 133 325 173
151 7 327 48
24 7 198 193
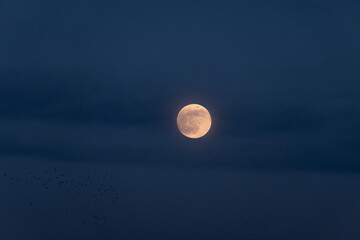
1 168 120 226
1 155 263 227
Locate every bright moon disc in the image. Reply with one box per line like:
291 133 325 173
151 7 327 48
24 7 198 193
177 104 212 139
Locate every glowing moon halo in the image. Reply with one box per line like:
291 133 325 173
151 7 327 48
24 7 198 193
177 104 212 139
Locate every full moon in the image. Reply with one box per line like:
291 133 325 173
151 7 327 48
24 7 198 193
177 104 212 139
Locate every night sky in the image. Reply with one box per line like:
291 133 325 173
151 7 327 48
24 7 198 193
1 0 360 239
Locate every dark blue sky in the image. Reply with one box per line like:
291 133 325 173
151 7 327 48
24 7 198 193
1 0 360 239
